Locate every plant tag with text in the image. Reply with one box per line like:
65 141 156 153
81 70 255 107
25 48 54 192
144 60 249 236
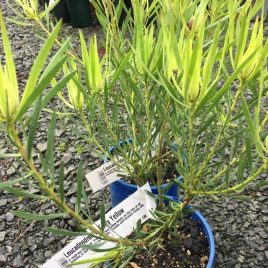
85 157 127 192
42 183 156 268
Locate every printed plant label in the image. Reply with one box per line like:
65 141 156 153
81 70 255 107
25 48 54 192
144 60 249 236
85 157 127 192
42 183 156 268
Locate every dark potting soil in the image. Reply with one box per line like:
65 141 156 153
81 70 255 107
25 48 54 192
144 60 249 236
127 218 209 268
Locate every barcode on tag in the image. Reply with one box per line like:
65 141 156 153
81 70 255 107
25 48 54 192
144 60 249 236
98 170 108 185
56 257 68 268
86 156 127 192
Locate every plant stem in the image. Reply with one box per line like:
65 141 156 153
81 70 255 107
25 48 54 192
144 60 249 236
191 161 267 196
8 124 144 247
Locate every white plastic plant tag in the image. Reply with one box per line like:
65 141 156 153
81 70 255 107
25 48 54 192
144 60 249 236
42 183 156 268
85 156 127 192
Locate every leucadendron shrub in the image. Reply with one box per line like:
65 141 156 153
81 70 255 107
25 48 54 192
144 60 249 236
0 0 267 267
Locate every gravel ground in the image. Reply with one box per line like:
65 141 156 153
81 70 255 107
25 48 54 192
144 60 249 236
0 1 268 268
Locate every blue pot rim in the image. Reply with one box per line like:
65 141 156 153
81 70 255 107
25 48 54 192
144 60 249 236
192 210 215 268
109 176 174 190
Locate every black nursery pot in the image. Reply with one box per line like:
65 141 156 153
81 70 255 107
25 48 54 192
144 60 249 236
65 0 92 28
52 0 71 23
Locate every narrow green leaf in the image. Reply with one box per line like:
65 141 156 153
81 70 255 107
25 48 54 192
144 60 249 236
82 185 91 216
230 195 252 201
156 194 177 204
255 180 268 189
245 137 252 171
59 162 65 203
27 97 42 159
79 31 91 91
48 146 55 184
107 52 132 91
39 38 70 80
4 187 48 200
241 95 265 157
135 219 141 237
82 244 118 253
47 228 90 237
18 21 62 111
41 71 76 110
202 24 221 91
12 211 66 221
237 154 245 181
76 162 83 212
0 154 20 158
0 178 23 190
0 10 18 95
15 55 67 121
6 18 32 26
159 72 185 106
71 252 115 266
43 112 56 173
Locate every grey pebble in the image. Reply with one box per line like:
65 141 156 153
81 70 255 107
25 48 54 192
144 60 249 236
259 231 268 239
262 208 268 214
62 153 72 164
7 166 16 175
0 231 6 242
66 186 77 196
248 230 255 236
227 204 235 211
55 129 65 137
44 250 52 258
104 203 111 212
244 222 251 228
37 143 47 153
69 147 76 153
90 151 100 159
0 254 7 263
13 256 24 267
238 255 245 263
0 199 7 207
265 251 268 260
263 216 268 223
6 212 14 222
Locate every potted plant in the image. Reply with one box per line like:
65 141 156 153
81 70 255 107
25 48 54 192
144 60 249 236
1 0 267 267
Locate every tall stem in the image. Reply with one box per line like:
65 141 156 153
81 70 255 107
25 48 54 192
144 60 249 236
196 82 244 178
